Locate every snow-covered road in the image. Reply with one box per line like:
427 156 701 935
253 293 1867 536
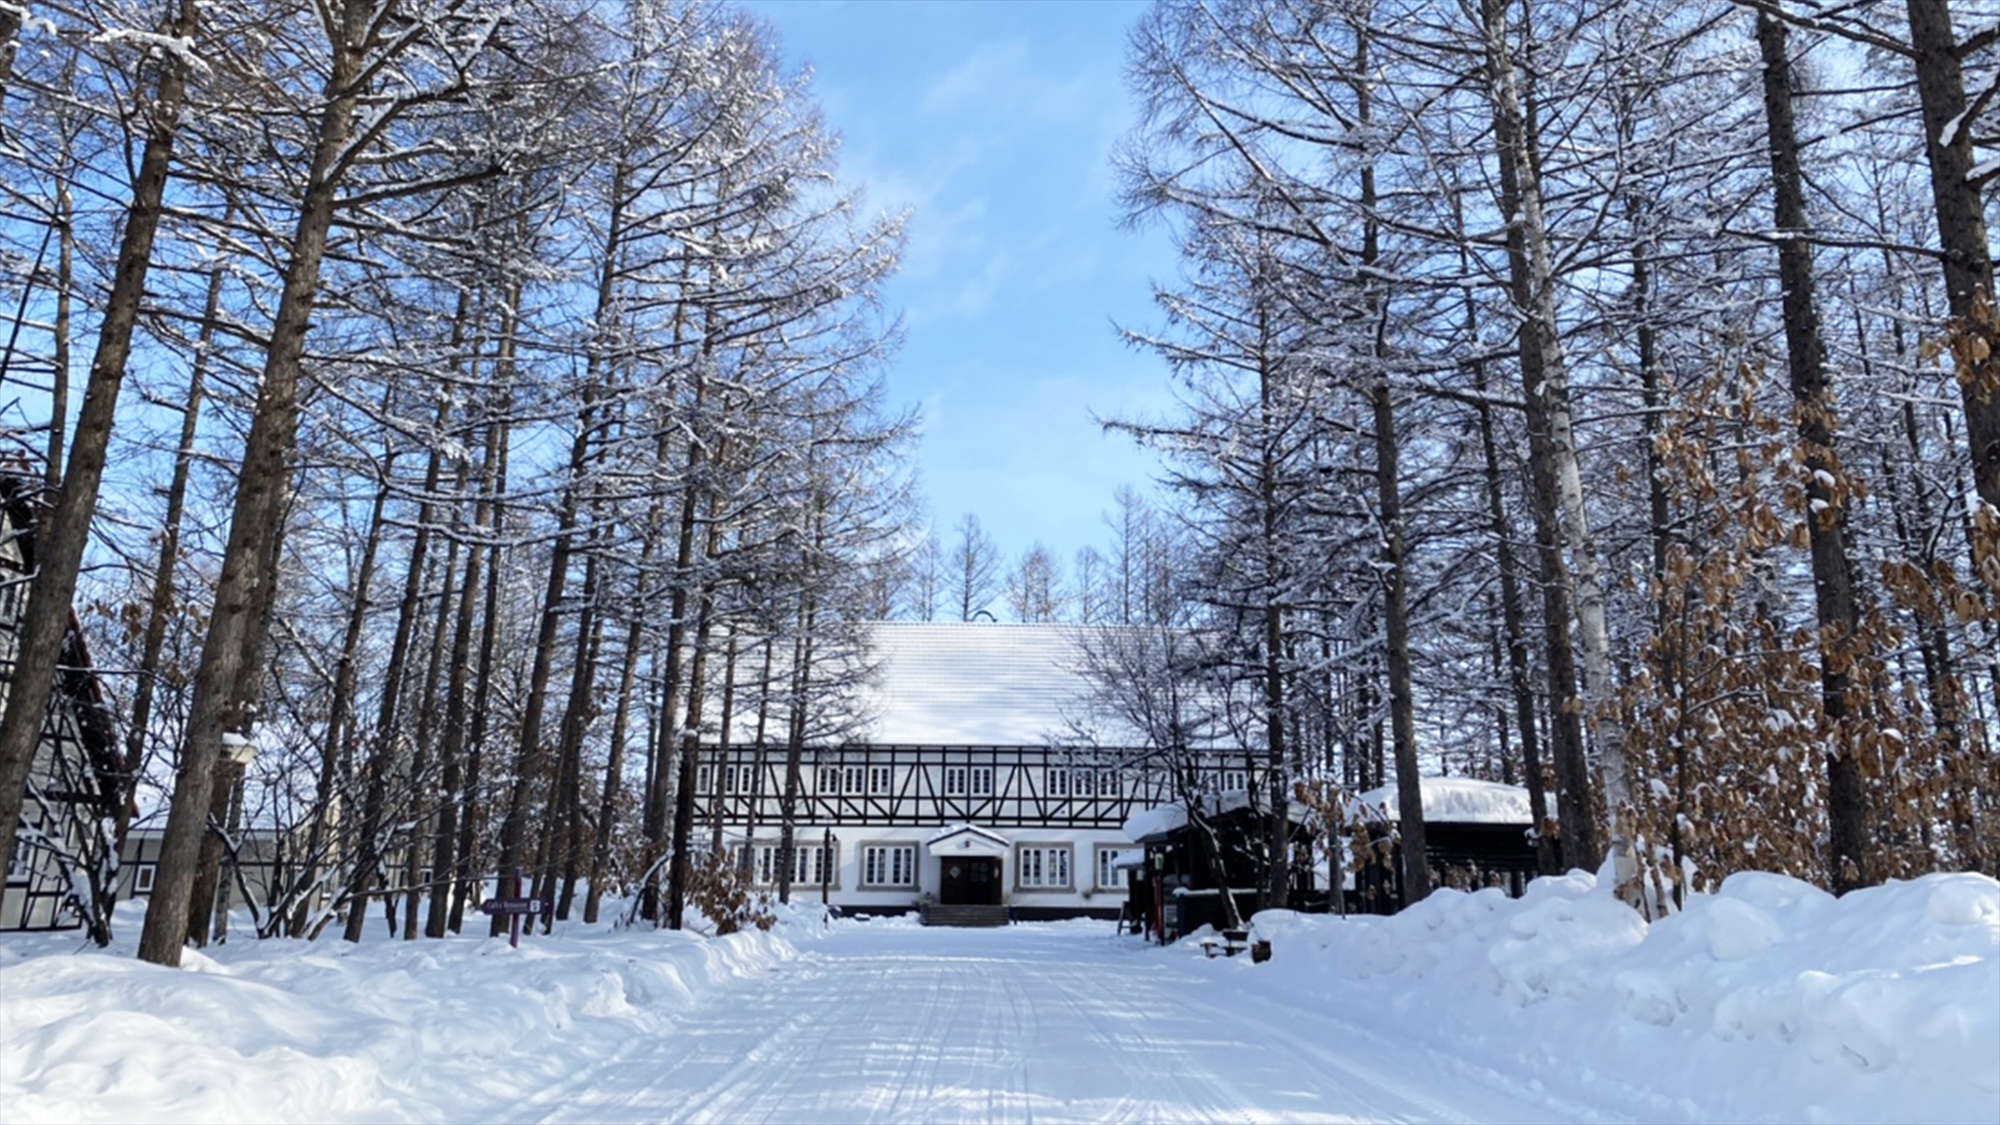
513 921 1574 1125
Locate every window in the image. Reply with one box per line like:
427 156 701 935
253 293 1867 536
133 864 156 894
868 765 894 796
944 766 967 796
696 764 713 795
861 844 916 887
969 767 993 796
1095 848 1127 891
1219 768 1247 792
1017 845 1072 889
817 766 841 794
1046 767 1069 798
746 844 833 887
723 765 739 794
843 765 866 795
0 577 21 626
1073 770 1094 798
1098 770 1120 797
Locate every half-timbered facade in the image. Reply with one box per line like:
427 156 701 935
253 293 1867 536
1 472 121 936
694 622 1253 919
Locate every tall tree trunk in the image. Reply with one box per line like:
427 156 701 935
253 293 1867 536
640 390 709 921
404 519 460 939
665 584 717 928
1757 8 1871 890
425 420 494 939
450 302 518 936
0 0 193 890
738 639 777 875
584 610 644 925
1472 378 1555 874
44 129 71 491
115 206 231 873
343 393 454 943
138 0 375 966
709 634 740 856
1253 308 1290 912
1354 21 1427 902
549 546 605 922
1482 0 1638 893
1904 0 2000 509
489 414 589 934
775 623 812 906
187 464 294 943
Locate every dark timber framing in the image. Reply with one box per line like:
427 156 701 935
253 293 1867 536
694 743 1246 831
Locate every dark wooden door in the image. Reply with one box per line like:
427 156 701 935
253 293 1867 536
940 857 1000 905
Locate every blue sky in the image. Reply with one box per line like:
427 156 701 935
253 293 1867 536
743 0 1178 571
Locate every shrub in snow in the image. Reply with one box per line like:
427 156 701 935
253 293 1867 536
685 851 776 935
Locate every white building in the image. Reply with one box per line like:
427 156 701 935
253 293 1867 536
693 622 1249 921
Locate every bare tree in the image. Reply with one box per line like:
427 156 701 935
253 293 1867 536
1004 542 1066 622
950 512 1000 622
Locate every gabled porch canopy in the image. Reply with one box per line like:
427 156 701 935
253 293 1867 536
925 823 1010 858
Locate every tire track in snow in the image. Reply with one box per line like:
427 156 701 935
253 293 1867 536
523 924 1587 1124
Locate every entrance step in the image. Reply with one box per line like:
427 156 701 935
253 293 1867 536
919 903 1010 928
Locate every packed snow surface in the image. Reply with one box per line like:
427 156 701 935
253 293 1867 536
4 872 1996 1124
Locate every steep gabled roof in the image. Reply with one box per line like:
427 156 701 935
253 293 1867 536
859 622 1135 746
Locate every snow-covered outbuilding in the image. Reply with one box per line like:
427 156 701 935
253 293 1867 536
1119 789 1316 940
1347 776 1542 912
691 622 1254 922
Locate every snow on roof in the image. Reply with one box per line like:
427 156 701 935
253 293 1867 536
856 622 1146 746
924 823 1010 848
1121 789 1308 844
1355 777 1534 825
1122 803 1188 845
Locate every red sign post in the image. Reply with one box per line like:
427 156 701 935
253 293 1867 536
480 879 549 948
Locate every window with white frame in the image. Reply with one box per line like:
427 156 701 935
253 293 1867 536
1016 845 1072 889
817 766 841 794
944 765 967 796
861 843 916 887
746 844 834 887
1098 770 1120 797
843 764 866 795
868 764 894 795
696 764 713 794
1045 767 1069 798
1219 768 1247 792
133 863 156 894
1095 848 1128 891
1073 769 1094 798
970 766 993 796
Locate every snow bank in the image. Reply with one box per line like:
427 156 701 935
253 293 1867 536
1229 870 2000 1124
0 902 816 1124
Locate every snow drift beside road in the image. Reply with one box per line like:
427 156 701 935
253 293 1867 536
2 876 1994 1124
1236 869 2000 1124
0 904 817 1124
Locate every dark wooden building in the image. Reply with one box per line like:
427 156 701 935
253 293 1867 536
1121 790 1314 941
1346 777 1540 914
